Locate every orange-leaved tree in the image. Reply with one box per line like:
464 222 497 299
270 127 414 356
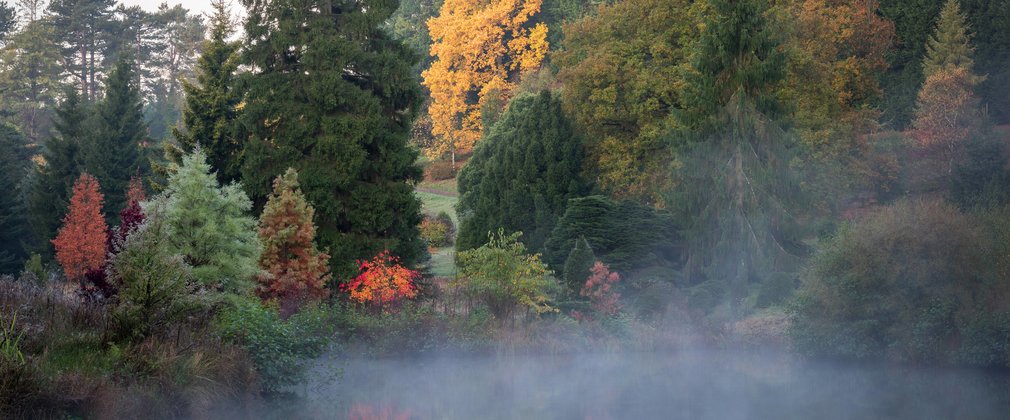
52 173 108 282
581 261 621 317
421 0 549 165
911 66 982 172
342 251 418 310
256 168 331 316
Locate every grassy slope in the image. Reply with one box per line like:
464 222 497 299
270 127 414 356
417 176 459 277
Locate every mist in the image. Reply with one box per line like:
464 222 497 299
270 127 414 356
255 349 1010 419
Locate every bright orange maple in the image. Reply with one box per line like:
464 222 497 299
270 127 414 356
52 173 108 282
421 0 549 161
342 251 418 308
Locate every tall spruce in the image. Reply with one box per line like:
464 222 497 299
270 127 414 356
456 91 589 253
170 0 241 185
0 123 30 272
922 0 976 79
670 0 806 317
85 55 148 220
238 0 424 278
27 88 87 256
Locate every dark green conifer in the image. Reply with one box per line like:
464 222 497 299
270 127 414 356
562 236 595 295
456 90 589 252
0 123 30 272
238 0 425 278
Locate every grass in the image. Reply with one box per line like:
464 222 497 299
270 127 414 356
416 190 458 224
428 247 456 278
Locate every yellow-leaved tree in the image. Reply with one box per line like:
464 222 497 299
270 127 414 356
422 0 549 166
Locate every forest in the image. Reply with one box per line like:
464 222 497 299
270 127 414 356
1 0 1010 418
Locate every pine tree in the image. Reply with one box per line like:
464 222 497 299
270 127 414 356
27 88 87 256
146 149 259 295
170 0 242 185
256 168 331 316
562 236 595 296
239 0 425 279
86 55 148 220
0 123 30 273
922 0 976 79
52 173 107 282
456 91 589 252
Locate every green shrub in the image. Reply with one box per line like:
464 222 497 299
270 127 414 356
419 214 454 248
214 297 329 393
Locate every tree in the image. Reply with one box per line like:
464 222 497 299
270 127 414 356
342 251 419 312
170 0 241 185
0 1 14 41
85 55 148 220
0 123 30 273
456 91 589 253
922 0 975 79
27 88 87 256
146 149 260 295
46 0 115 101
581 261 621 317
257 168 331 316
239 0 425 279
910 67 982 173
555 0 702 205
0 7 64 144
561 236 594 296
455 230 556 322
51 172 107 282
422 0 549 164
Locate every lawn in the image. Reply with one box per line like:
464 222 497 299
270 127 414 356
416 190 458 224
416 185 459 278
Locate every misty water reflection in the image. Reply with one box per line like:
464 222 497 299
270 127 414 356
283 350 1010 419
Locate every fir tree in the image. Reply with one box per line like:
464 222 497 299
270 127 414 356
922 0 976 79
146 149 260 295
0 123 30 273
27 88 87 256
456 91 589 252
86 55 148 220
256 168 331 317
170 0 242 185
562 236 595 297
239 0 425 278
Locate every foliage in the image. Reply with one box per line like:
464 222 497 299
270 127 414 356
385 0 443 75
215 296 329 393
581 262 621 317
109 212 196 342
342 251 419 310
419 213 454 248
51 173 107 282
84 55 148 221
950 134 1010 209
0 123 30 273
239 0 425 280
544 195 682 275
146 149 260 295
169 0 241 185
556 0 701 205
910 67 983 172
455 230 557 321
561 236 594 296
425 159 456 181
422 0 549 159
456 91 589 252
922 0 976 80
256 168 331 317
790 200 1008 363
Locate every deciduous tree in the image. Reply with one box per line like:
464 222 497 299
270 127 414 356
52 172 107 282
342 251 418 311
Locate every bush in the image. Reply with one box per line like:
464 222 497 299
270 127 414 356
215 297 329 393
419 213 454 248
791 199 1002 363
425 159 455 181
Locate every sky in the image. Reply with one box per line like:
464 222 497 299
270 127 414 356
120 0 234 18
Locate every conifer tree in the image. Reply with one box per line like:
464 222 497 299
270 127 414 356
0 123 30 273
52 173 107 282
170 0 242 185
239 0 425 279
562 236 595 297
27 88 87 255
922 0 975 79
86 55 148 220
256 168 331 316
456 91 588 252
146 149 260 295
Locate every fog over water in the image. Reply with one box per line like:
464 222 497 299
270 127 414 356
262 350 1010 419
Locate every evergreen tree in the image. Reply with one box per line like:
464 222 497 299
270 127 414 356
256 168 331 317
27 88 87 255
457 91 589 252
86 55 148 220
922 0 976 79
0 1 14 41
239 0 425 279
561 236 595 296
170 0 241 185
146 149 259 295
0 123 30 273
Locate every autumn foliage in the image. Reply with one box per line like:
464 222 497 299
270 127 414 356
52 173 108 282
342 251 419 308
581 262 621 316
256 169 331 315
422 0 549 159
